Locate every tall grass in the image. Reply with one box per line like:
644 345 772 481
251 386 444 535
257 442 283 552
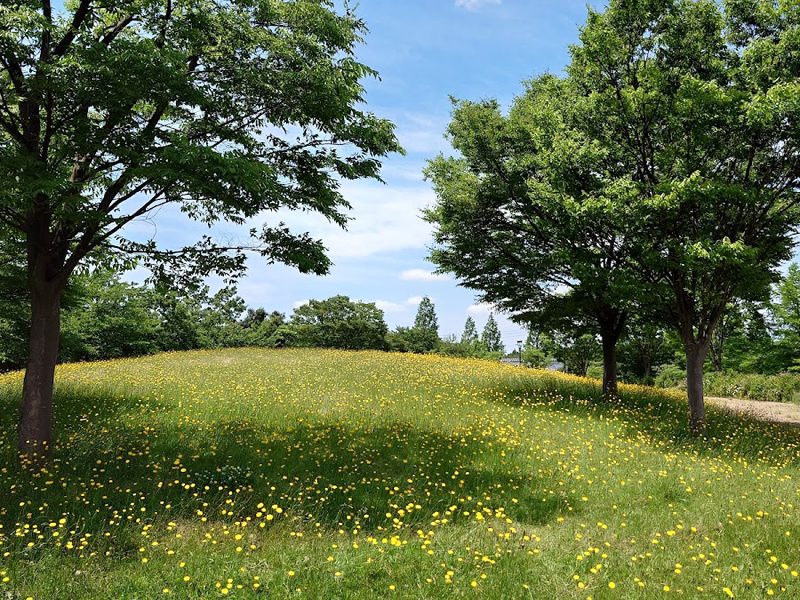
0 349 797 598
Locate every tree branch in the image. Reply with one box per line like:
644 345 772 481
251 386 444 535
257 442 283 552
53 0 93 57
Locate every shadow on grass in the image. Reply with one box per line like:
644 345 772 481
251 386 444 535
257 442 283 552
492 373 800 466
0 384 571 559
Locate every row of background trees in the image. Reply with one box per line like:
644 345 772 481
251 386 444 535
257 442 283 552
8 257 800 392
0 269 509 371
525 263 800 383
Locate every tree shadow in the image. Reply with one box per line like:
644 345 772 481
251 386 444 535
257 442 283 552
491 373 800 466
0 384 572 559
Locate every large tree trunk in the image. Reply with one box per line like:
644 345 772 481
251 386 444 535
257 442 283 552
642 353 653 381
18 270 64 461
598 310 627 397
685 340 709 435
601 331 619 396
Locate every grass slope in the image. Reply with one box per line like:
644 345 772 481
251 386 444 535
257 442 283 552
0 349 798 599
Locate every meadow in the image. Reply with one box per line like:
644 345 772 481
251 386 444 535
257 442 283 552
0 349 798 599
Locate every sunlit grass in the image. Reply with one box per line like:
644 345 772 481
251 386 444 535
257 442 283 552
0 348 798 598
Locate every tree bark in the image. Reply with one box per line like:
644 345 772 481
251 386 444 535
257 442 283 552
642 354 653 381
709 328 724 372
598 310 627 397
18 271 63 461
685 341 709 435
601 330 619 396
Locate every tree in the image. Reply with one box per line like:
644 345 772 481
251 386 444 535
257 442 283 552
481 314 504 353
461 316 479 346
197 287 247 349
569 0 800 432
60 270 159 361
773 264 800 341
414 296 439 333
770 264 800 371
709 302 746 373
618 321 675 384
0 1 399 457
0 236 30 369
244 311 286 347
541 332 600 377
424 75 638 398
151 288 202 353
409 297 440 352
291 296 388 350
520 329 549 368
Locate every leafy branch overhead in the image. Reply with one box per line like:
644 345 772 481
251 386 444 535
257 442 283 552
0 0 401 286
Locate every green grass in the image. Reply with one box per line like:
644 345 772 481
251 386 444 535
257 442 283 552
0 348 798 599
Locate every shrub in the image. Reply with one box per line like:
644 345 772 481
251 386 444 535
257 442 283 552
654 364 686 390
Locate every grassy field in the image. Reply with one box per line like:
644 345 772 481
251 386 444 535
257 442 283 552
0 349 798 599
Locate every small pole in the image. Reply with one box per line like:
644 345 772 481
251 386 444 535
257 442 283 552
517 340 523 366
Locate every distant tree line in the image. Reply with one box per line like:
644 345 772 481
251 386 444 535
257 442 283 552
0 269 508 371
516 264 800 388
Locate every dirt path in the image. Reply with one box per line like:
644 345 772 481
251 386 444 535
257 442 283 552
706 396 800 427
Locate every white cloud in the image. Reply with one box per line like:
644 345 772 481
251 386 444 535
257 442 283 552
261 181 435 260
380 163 427 182
393 112 452 155
455 0 501 12
553 284 571 296
399 269 449 282
373 296 429 314
467 302 494 316
292 299 309 309
374 300 409 314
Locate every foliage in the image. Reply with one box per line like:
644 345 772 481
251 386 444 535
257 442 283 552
290 296 388 351
618 321 679 384
480 314 504 354
388 297 441 354
434 334 478 358
0 0 401 288
572 0 800 428
60 271 160 361
703 371 800 404
424 75 634 395
460 317 479 346
653 364 688 391
410 297 440 352
196 288 248 349
243 311 287 347
542 332 600 377
427 0 800 427
0 0 400 453
0 242 29 368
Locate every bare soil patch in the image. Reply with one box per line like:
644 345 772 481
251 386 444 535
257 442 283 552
706 396 800 427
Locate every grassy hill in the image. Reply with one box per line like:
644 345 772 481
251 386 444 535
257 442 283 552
0 349 798 598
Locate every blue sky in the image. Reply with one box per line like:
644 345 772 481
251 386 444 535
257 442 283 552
128 0 605 349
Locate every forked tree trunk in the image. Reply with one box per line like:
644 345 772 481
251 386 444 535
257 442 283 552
685 340 709 435
18 278 63 461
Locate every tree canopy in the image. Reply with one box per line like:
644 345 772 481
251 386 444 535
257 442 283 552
290 296 388 351
481 314 503 354
460 316 479 346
